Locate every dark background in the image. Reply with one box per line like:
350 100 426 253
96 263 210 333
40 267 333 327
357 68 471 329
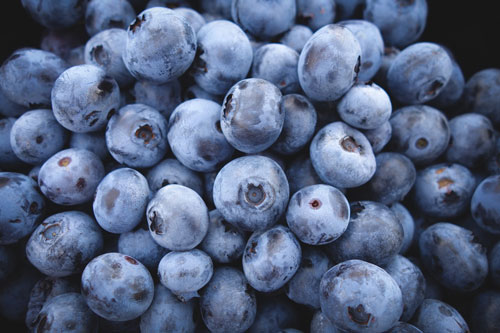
1 1 499 79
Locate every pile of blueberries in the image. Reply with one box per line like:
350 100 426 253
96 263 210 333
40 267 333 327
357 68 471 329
1 0 500 332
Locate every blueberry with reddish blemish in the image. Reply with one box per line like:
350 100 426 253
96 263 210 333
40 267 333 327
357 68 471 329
0 172 45 245
232 0 296 40
118 228 168 271
85 0 136 36
366 152 416 205
70 131 109 161
242 225 301 292
168 98 234 172
413 163 475 219
10 109 69 165
471 174 500 234
410 299 469 333
337 82 392 130
383 255 426 322
52 64 120 133
221 78 284 153
0 118 24 168
325 201 404 266
469 290 500 333
192 20 252 95
310 121 376 188
489 241 500 288
25 276 79 330
388 105 450 166
387 42 453 105
200 209 247 264
319 259 403 333
38 148 105 205
213 155 289 232
146 158 203 195
285 246 332 309
251 43 299 94
338 20 384 81
298 24 361 102
140 284 197 332
279 25 313 53
446 113 495 168
0 48 67 108
389 203 415 254
32 292 98 332
199 266 257 332
296 0 335 31
123 7 196 83
286 184 350 245
132 79 182 119
285 153 323 195
146 184 209 251
84 28 135 87
462 68 500 127
419 222 488 292
106 103 168 168
81 252 154 321
26 211 103 277
21 0 87 29
158 249 213 301
93 168 150 234
363 0 427 48
270 94 317 156
310 310 340 333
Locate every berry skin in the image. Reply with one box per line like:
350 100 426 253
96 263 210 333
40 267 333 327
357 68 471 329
471 174 500 234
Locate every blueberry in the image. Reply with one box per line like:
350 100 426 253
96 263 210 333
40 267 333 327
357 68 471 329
242 225 301 292
32 292 98 332
285 246 332 309
38 148 105 205
0 48 67 108
184 83 222 103
52 64 120 133
337 82 392 130
200 0 233 19
271 94 317 155
123 7 196 83
0 172 45 245
489 241 500 288
84 28 135 87
145 0 191 9
213 155 289 231
310 310 340 333
85 0 136 36
310 121 376 188
158 249 213 301
0 118 24 169
81 252 154 321
93 168 150 234
388 105 450 166
131 79 181 119
39 28 86 62
146 184 209 251
462 68 500 127
389 203 415 255
366 152 416 205
419 222 488 292
430 51 465 109
386 322 423 333
199 266 257 332
146 158 203 195
67 45 86 67
298 24 361 102
325 201 404 266
168 98 234 172
139 284 197 332
0 87 26 118
410 299 469 333
279 25 313 53
251 43 299 94
320 259 403 333
25 277 79 329
69 131 110 161
296 0 335 31
286 184 350 245
338 20 384 81
221 78 283 153
373 46 400 89
26 211 104 277
469 290 500 333
21 0 87 29
200 209 247 264
118 228 168 271
106 103 168 168
10 109 69 165
363 0 428 48
232 0 296 40
487 135 500 175
286 153 323 195
249 294 302 333
471 175 500 234
387 42 453 105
